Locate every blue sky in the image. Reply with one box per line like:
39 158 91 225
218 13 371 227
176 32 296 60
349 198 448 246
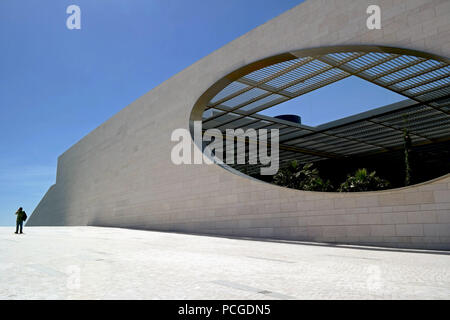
0 0 404 226
260 76 404 126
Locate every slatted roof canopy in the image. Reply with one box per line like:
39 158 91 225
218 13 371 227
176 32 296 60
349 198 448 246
200 48 450 175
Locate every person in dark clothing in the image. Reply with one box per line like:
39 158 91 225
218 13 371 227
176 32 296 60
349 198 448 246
15 207 26 234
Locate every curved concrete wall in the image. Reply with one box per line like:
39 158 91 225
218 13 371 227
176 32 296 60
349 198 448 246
28 0 450 250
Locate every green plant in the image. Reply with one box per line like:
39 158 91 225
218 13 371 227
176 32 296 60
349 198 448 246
273 160 301 189
338 168 390 192
273 161 333 191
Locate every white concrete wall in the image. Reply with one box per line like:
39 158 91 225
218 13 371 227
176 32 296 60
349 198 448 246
28 0 450 250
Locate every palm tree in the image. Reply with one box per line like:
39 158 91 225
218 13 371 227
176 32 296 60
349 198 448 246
403 128 412 186
338 168 390 192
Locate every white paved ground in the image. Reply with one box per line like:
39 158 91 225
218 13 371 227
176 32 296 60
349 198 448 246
1 226 449 300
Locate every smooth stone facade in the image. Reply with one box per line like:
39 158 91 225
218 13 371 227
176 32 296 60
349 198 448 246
28 0 450 250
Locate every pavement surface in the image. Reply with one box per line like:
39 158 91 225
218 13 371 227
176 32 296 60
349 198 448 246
1 226 449 299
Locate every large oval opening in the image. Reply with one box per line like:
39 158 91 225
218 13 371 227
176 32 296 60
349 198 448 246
191 45 450 192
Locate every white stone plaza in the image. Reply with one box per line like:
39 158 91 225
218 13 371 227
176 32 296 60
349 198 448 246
1 226 449 299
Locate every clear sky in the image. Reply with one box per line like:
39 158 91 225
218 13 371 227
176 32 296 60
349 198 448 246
0 0 404 226
260 76 404 126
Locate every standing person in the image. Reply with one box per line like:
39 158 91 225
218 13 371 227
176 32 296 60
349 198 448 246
15 207 27 234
